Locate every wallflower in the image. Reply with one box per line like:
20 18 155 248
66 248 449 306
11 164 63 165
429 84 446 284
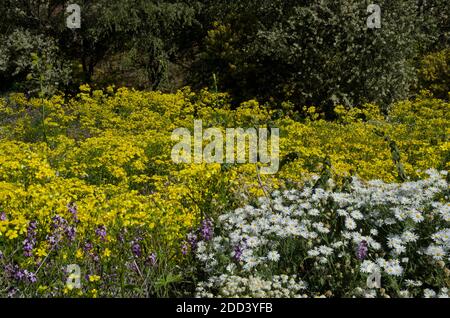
356 240 368 260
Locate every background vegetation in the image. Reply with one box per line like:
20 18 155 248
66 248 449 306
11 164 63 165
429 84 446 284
0 0 448 114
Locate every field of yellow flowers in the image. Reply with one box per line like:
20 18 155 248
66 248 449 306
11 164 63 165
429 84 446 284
0 85 448 297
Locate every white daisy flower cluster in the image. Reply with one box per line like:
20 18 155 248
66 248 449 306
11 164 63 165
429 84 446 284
195 274 308 298
194 170 449 298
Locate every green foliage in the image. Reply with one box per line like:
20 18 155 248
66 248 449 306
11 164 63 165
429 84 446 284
0 29 71 95
417 0 450 52
0 0 448 114
0 0 201 90
418 48 450 99
193 1 425 114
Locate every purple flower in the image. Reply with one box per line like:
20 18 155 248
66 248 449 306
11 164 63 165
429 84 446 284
67 202 78 222
7 287 17 298
200 218 213 241
127 262 139 272
181 242 189 256
52 215 67 229
0 212 7 221
233 244 244 262
14 269 25 280
95 225 107 240
356 240 369 260
4 264 16 278
23 270 37 283
66 226 76 242
23 221 38 257
233 239 247 262
28 221 38 232
47 234 60 247
23 240 34 257
47 216 71 247
84 242 93 252
146 253 157 266
28 273 37 283
4 264 36 283
187 232 198 250
131 242 142 257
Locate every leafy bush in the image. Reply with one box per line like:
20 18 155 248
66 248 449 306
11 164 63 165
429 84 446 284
418 49 450 99
193 0 422 114
0 30 71 95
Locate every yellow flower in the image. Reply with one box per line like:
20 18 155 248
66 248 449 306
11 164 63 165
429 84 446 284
6 229 18 240
37 285 49 294
103 248 111 258
90 289 98 298
36 248 48 258
75 249 84 259
89 275 101 282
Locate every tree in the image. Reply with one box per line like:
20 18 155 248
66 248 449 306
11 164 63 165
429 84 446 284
0 0 202 92
191 0 445 114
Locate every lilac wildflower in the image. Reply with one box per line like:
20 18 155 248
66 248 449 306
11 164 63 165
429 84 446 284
14 269 25 280
4 264 16 278
7 287 17 298
66 226 76 242
233 244 244 262
0 212 7 221
127 262 139 273
23 241 34 257
181 242 189 255
200 218 213 241
23 221 38 257
356 240 369 260
146 253 157 266
67 202 78 222
28 273 37 283
23 270 37 283
187 232 198 250
117 232 125 243
4 264 37 283
95 225 107 240
84 242 93 252
52 215 67 229
132 241 142 257
47 234 60 247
